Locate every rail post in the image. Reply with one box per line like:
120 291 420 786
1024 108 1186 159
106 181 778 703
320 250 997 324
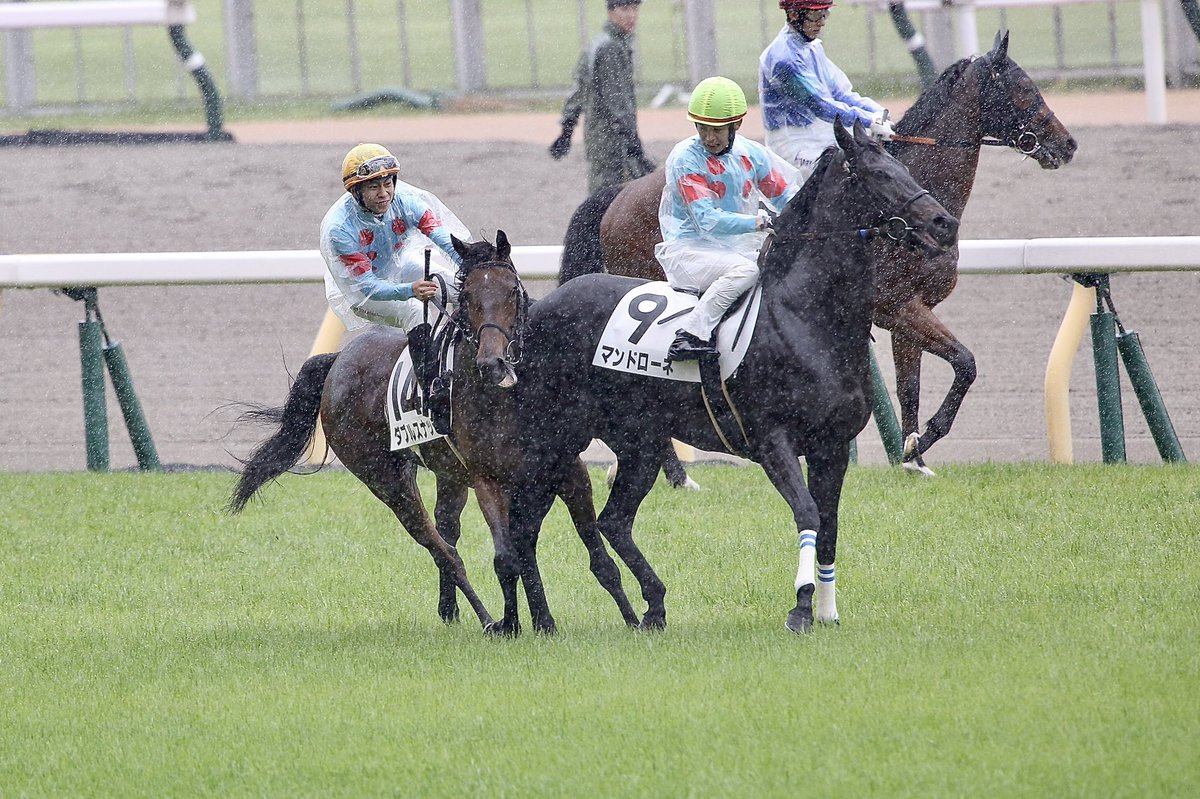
869 346 903 465
72 289 110 471
103 341 161 471
1116 330 1186 463
1083 275 1126 464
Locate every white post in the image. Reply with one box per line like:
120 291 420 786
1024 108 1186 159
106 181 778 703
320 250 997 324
1139 0 1167 124
954 4 978 58
450 0 486 93
221 0 258 100
683 0 718 87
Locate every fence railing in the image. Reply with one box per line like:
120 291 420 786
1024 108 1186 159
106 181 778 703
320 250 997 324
3 0 1197 114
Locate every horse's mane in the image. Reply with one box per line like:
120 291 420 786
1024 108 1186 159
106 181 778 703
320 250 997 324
773 146 843 237
894 56 981 136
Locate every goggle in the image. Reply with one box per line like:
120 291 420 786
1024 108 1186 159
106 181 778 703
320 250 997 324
354 155 398 179
803 9 831 21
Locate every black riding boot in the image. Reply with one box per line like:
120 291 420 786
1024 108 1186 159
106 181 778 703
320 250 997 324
667 329 716 362
406 322 436 394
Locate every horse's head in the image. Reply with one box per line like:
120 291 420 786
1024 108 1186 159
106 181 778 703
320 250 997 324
832 121 959 254
980 31 1077 169
451 230 527 389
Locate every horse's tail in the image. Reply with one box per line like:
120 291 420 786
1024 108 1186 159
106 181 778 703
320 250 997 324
227 351 339 514
558 183 625 286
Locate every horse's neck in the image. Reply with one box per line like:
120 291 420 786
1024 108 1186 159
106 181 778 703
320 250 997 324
899 76 985 217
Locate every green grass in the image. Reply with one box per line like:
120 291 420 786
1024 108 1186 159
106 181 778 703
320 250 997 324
1 464 1197 796
1 0 1153 128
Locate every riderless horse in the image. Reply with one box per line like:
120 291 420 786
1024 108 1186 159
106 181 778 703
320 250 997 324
228 232 638 631
496 122 958 635
559 32 1076 478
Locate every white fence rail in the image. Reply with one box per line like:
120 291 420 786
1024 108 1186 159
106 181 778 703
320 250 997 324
2 238 1199 289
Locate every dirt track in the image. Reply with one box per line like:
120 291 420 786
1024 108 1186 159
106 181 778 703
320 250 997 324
2 92 1198 472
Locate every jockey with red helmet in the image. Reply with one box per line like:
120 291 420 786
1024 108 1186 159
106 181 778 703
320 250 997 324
655 77 802 362
320 143 468 332
760 0 895 181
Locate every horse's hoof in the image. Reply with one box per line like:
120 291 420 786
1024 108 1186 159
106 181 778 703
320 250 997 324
902 458 937 478
533 617 559 636
638 613 666 632
484 618 520 637
817 616 841 627
674 475 702 491
785 609 814 634
438 604 461 625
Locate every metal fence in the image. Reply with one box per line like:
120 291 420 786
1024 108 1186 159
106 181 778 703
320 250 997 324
2 0 1197 113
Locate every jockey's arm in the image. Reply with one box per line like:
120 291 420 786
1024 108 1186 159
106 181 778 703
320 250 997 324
675 173 758 238
771 59 877 128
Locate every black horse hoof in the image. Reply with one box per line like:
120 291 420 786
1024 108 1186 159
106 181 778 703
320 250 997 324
484 618 520 637
638 612 666 632
785 609 814 634
438 604 461 625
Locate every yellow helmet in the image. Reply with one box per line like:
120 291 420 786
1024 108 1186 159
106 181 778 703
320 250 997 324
687 77 747 126
341 143 400 190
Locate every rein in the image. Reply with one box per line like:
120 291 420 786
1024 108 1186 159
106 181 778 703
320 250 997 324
787 187 931 244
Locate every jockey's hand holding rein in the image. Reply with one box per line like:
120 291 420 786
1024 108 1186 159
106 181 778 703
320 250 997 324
869 110 896 141
411 279 439 301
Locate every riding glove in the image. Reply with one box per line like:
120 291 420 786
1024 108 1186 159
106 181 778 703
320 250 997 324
869 111 896 141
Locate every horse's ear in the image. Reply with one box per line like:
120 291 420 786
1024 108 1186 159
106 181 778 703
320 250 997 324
833 117 854 154
992 30 1009 60
451 234 469 261
852 118 872 148
495 229 511 262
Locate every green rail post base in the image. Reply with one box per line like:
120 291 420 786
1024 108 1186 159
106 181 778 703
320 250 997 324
78 316 110 472
1116 331 1186 463
868 346 904 465
1090 309 1127 464
103 341 162 471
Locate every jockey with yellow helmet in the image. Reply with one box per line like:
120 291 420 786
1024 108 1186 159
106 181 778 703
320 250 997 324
656 77 802 361
759 0 894 181
319 143 469 332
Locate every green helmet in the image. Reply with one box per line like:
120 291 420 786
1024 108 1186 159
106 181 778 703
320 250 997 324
687 77 747 126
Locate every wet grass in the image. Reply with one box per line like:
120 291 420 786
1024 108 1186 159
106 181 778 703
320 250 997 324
1 464 1196 796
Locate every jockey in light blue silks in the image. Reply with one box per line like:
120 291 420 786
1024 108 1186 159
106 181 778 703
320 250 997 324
759 0 895 181
320 143 469 333
655 77 802 362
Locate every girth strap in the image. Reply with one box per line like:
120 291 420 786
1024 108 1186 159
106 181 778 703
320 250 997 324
697 354 751 459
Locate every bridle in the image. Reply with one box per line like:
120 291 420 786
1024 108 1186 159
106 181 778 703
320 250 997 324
779 163 932 245
454 260 528 365
889 53 1053 157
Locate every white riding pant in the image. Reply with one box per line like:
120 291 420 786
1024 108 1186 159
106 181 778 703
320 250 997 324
655 239 759 341
347 260 458 332
765 124 837 184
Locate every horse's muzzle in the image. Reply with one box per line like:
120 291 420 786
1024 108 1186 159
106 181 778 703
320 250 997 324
477 356 517 389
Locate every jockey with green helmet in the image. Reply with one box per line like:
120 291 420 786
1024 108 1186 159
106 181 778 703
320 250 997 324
320 143 469 332
656 77 802 361
759 0 895 181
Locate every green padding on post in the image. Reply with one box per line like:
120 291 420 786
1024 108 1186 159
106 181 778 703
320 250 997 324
869 347 903 465
1116 331 1186 463
1090 312 1126 464
78 320 109 472
103 341 161 471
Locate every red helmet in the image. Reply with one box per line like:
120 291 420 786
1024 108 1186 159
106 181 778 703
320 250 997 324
780 0 834 9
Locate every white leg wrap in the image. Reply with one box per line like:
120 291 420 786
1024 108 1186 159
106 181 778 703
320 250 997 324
795 530 816 591
816 563 839 624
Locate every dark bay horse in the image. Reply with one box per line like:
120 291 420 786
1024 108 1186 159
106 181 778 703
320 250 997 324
228 232 638 632
560 32 1076 476
497 122 958 636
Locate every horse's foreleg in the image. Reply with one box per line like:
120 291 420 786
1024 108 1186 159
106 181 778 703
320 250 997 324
891 302 977 473
507 469 562 635
600 443 667 630
362 457 494 630
805 444 851 626
755 429 822 634
558 458 640 628
433 476 470 623
471 473 523 637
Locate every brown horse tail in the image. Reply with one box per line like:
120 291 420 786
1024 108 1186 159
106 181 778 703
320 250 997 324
227 351 339 514
558 183 624 286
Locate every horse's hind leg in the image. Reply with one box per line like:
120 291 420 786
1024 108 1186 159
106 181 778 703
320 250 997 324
661 440 701 491
352 454 494 629
599 441 668 630
433 475 471 623
558 458 640 628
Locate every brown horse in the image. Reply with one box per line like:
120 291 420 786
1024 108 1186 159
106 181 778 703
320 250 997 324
228 232 638 632
559 32 1077 476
